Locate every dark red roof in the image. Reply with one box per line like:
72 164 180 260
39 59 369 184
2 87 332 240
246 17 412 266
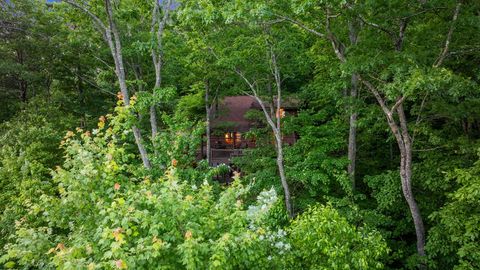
211 96 260 132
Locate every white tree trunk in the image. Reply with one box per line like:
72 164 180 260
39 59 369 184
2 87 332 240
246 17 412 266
105 0 151 169
347 74 358 189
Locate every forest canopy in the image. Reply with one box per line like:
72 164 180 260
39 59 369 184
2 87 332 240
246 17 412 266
0 0 479 269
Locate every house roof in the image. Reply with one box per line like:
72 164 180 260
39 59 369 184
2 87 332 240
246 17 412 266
212 96 260 132
211 95 299 132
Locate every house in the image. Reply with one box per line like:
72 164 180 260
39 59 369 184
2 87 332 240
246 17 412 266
200 96 298 166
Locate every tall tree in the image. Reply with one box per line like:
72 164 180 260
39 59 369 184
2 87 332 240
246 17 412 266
232 41 294 218
347 19 360 189
149 0 174 141
64 0 152 169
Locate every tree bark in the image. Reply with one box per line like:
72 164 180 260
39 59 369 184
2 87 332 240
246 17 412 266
252 93 293 218
149 105 158 139
250 44 294 218
397 103 426 257
230 45 294 218
274 132 293 218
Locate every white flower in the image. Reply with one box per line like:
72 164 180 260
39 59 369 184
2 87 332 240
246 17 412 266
247 188 278 222
274 241 284 249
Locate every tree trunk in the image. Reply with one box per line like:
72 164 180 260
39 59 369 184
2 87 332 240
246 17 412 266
347 20 359 189
229 37 293 218
275 134 293 218
347 73 358 189
150 105 158 139
16 49 27 103
19 80 27 103
65 0 152 169
272 46 293 218
105 0 151 169
149 0 173 142
397 104 426 257
250 82 294 219
400 153 425 257
77 66 86 129
205 82 211 165
362 78 426 257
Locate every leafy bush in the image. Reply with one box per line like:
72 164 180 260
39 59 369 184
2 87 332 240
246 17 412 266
0 98 76 250
286 205 388 269
427 150 480 269
1 112 387 269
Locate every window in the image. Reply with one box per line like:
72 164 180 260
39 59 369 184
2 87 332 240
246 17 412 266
224 132 241 145
224 132 233 144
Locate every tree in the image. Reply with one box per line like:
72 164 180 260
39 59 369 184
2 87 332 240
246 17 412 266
64 0 152 169
149 0 174 140
233 41 294 218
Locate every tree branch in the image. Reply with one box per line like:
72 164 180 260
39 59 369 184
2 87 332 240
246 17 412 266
391 96 406 112
275 14 325 38
325 8 346 63
359 76 407 154
433 2 461 68
63 0 107 40
344 3 395 38
395 19 408 51
359 76 391 117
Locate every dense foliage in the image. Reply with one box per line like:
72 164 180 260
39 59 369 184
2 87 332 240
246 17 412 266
1 0 479 269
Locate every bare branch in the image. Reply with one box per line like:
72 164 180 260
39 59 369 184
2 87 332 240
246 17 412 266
234 68 257 94
275 14 325 38
263 18 287 26
448 47 480 56
156 0 173 56
434 2 461 68
251 90 278 133
325 8 346 63
269 43 282 130
151 0 173 88
150 0 160 66
359 76 407 154
412 146 446 152
358 76 391 117
412 93 429 143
